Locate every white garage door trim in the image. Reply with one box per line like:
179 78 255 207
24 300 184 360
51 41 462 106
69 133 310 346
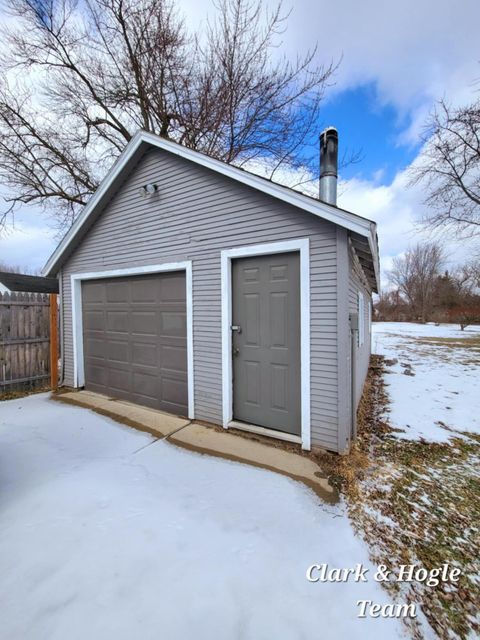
71 261 194 419
221 238 311 451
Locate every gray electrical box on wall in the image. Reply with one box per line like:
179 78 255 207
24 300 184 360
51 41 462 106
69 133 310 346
349 313 359 331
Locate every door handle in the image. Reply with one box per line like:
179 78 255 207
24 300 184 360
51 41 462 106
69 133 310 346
231 325 242 334
233 347 240 357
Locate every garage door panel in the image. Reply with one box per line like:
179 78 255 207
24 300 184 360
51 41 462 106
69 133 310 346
85 338 107 358
106 282 130 303
106 310 129 333
131 310 158 335
160 311 186 336
84 310 105 331
162 376 188 407
83 282 104 303
161 275 186 302
107 367 132 393
132 371 158 396
106 340 129 363
87 364 108 387
82 272 188 415
131 281 157 303
161 345 187 372
132 342 157 367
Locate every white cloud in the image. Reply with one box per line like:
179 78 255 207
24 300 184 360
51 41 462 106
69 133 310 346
284 0 480 137
338 166 480 290
0 208 57 273
180 0 480 141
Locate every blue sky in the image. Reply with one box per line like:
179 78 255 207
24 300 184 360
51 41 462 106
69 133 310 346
320 84 421 184
1 0 479 279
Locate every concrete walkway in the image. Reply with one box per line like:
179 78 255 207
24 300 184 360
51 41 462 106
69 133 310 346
54 390 337 503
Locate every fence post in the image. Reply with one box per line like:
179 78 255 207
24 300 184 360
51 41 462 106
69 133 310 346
49 293 58 389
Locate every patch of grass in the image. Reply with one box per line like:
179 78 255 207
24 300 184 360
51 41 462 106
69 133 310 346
369 439 479 637
414 336 480 348
411 336 480 362
312 358 391 498
337 355 480 640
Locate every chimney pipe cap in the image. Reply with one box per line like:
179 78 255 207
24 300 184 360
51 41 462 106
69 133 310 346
320 126 338 140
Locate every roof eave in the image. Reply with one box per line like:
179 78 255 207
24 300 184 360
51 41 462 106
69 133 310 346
43 130 380 290
0 271 59 293
368 223 381 294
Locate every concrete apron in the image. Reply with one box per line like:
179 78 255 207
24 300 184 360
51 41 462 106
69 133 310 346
53 390 338 504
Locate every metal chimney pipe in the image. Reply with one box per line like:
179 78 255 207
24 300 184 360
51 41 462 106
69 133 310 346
319 127 338 205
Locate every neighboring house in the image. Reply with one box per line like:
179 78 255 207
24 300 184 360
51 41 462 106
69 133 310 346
0 283 10 294
43 128 378 454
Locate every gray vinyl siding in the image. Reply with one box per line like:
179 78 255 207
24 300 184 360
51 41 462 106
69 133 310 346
60 147 340 450
348 249 372 409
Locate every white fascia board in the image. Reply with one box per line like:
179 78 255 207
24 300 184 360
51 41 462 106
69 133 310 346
43 130 377 277
368 224 381 293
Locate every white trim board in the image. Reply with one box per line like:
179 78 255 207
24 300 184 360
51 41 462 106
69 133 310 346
221 239 311 451
43 130 379 286
70 261 195 420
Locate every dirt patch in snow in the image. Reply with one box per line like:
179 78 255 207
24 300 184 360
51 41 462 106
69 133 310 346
0 386 50 402
409 335 480 365
322 355 480 640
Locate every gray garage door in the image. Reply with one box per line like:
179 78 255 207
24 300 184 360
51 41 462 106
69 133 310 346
82 272 188 416
232 252 301 435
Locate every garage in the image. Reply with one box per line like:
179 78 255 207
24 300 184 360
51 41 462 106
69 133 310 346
81 271 188 416
49 131 379 453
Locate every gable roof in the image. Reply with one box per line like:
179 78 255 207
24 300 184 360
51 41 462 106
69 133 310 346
42 130 380 290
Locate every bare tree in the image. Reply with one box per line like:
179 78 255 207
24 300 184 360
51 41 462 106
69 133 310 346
389 242 445 322
410 99 480 236
0 0 336 230
374 289 409 322
0 261 38 274
447 300 480 331
448 260 480 329
460 259 480 288
378 255 480 328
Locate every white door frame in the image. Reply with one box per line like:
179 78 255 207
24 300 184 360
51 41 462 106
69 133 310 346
221 239 311 451
70 261 194 419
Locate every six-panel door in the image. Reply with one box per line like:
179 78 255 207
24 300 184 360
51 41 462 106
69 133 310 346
232 252 301 435
82 272 188 416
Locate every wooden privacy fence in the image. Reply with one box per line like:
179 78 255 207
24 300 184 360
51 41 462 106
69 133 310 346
0 292 57 392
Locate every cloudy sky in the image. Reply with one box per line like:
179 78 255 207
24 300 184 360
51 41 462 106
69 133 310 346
1 0 479 282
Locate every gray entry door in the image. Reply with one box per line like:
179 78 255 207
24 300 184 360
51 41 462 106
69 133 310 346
82 272 188 416
232 252 301 435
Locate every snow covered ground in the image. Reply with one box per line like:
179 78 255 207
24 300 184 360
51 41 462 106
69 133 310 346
0 394 405 640
372 322 480 442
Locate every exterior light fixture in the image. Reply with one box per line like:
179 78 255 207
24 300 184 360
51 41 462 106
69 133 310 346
139 183 158 198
